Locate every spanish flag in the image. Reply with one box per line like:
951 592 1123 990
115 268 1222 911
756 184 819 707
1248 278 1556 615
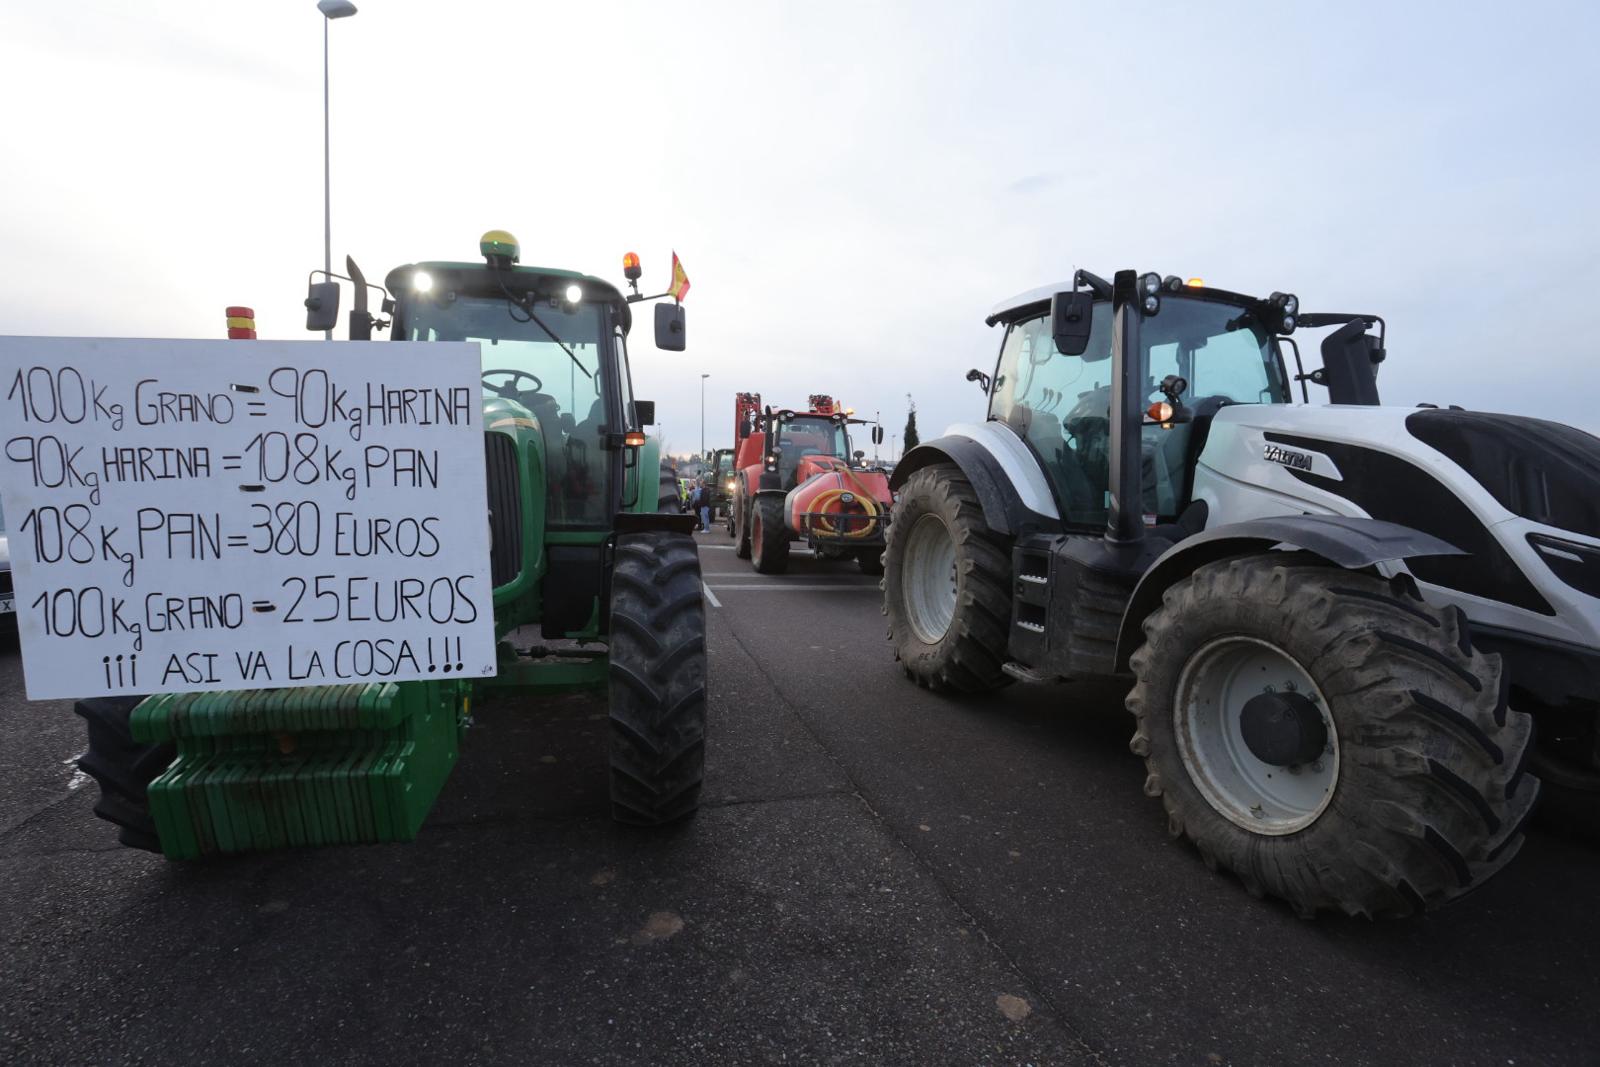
669 251 691 302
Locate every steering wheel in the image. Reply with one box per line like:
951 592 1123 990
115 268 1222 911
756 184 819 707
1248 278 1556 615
482 368 543 399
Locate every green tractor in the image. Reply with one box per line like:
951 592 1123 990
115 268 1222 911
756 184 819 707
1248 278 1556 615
74 231 707 857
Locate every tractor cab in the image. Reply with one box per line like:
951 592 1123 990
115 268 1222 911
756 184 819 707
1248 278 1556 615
979 271 1381 536
305 231 689 640
735 393 863 493
380 232 657 529
709 447 737 510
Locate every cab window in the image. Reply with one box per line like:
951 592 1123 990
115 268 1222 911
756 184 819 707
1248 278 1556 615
407 295 611 526
988 297 1285 527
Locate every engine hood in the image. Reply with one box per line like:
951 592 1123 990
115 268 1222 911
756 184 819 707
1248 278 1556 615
1405 409 1600 539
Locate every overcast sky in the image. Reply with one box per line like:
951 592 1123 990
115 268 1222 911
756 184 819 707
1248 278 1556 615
3 1 1597 454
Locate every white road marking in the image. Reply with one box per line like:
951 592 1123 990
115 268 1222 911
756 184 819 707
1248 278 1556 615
701 582 723 608
703 584 880 591
63 752 89 791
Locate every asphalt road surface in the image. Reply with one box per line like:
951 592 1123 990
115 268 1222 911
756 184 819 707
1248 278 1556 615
2 529 1598 1065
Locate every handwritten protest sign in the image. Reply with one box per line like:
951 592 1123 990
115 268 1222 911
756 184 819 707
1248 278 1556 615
0 337 497 700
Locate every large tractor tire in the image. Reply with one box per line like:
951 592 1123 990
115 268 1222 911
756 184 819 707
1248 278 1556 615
658 465 679 513
1127 554 1538 918
608 531 707 825
882 463 1011 693
734 490 753 560
75 695 171 852
750 496 790 575
1526 741 1600 844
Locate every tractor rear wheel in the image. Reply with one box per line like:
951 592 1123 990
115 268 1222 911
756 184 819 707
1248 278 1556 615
75 695 171 852
751 496 790 574
608 531 707 825
1128 553 1538 917
882 463 1011 693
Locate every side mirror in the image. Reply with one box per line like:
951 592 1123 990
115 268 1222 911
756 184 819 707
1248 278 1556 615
1051 290 1093 356
632 399 656 426
871 425 884 445
305 281 341 332
964 367 992 393
655 304 686 351
853 450 865 462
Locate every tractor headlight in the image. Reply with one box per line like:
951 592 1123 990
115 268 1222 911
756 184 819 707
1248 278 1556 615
564 283 583 304
1136 272 1162 316
1269 292 1299 333
412 271 434 293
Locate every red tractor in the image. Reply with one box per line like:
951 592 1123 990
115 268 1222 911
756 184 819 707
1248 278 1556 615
730 392 894 574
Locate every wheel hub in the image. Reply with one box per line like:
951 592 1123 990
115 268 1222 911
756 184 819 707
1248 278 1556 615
901 514 959 644
1239 691 1329 767
1173 636 1339 835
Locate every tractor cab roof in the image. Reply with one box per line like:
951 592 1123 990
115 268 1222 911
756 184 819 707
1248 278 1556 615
385 261 633 332
986 276 1265 328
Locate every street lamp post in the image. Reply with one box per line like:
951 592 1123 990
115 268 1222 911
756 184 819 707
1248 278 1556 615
700 373 710 464
318 0 358 340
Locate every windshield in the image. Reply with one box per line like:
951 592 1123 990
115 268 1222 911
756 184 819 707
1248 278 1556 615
778 415 848 458
406 294 614 526
990 296 1286 526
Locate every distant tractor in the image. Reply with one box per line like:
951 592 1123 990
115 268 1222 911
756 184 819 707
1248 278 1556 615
879 268 1600 917
708 447 736 526
730 392 893 575
76 232 708 857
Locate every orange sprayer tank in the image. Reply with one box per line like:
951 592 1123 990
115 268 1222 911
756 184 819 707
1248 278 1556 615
784 457 892 540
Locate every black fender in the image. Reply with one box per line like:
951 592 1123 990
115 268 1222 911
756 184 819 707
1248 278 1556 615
891 436 1060 537
1113 515 1464 672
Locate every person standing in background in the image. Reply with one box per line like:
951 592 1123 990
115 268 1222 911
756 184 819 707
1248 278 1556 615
696 478 712 533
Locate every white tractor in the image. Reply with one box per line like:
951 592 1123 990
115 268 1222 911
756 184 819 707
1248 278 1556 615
883 269 1600 917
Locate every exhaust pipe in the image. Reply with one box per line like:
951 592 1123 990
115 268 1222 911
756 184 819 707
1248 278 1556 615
1106 269 1145 546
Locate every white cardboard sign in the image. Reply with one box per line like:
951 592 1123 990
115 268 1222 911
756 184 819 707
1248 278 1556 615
0 337 498 700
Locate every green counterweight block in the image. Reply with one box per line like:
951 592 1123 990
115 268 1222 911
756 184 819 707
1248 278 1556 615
135 680 465 860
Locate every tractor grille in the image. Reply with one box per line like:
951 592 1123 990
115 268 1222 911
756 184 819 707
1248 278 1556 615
484 433 523 589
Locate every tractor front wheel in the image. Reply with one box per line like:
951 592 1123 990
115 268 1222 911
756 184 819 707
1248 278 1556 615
882 463 1012 692
608 531 707 826
1128 553 1538 917
751 496 790 574
734 494 753 559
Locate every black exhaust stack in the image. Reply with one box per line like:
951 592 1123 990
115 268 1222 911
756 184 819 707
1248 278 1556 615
1106 269 1145 547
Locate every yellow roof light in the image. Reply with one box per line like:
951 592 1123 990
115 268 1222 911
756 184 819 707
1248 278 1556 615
480 229 520 265
1186 277 1204 288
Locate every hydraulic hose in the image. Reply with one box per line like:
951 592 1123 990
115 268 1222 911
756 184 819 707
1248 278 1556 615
808 470 883 539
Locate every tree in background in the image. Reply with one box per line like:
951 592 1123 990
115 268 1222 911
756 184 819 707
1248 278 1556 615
903 393 919 454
